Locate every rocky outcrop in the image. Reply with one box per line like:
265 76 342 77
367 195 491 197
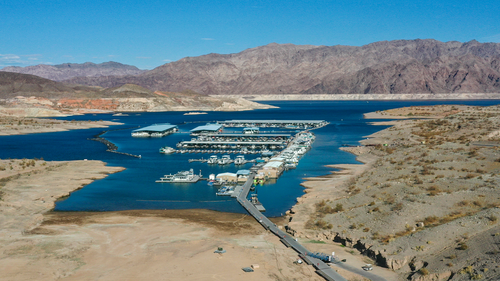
63 39 500 96
1 61 144 81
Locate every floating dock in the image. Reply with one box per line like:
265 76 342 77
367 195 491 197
250 194 266 212
218 120 329 129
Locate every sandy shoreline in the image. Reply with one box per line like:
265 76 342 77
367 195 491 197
0 157 380 281
0 116 123 136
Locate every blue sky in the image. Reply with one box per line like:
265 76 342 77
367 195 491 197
1 0 499 70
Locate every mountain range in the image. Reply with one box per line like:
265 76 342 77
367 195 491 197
60 39 500 95
1 39 500 97
1 62 144 82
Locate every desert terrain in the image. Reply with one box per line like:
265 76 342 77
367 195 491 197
0 157 387 281
5 103 500 280
288 104 500 280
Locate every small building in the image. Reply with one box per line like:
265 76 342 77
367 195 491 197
257 161 284 179
190 124 223 135
216 172 237 183
236 169 251 182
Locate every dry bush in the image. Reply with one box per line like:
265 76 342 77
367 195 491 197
391 202 404 211
465 173 478 179
427 186 441 196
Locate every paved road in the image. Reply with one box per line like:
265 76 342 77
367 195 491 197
236 173 387 281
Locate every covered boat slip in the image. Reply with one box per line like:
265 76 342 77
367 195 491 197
218 120 329 129
196 133 292 142
177 140 287 150
190 124 223 135
131 124 178 137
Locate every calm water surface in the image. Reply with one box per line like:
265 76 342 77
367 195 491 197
1 100 499 216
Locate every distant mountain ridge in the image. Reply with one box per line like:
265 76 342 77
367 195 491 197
1 61 144 82
63 39 500 95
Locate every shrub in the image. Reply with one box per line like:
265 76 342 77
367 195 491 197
333 203 344 213
458 242 468 250
315 220 333 230
419 268 429 275
423 216 439 225
391 202 404 211
488 215 498 224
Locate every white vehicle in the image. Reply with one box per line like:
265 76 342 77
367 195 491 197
362 264 373 271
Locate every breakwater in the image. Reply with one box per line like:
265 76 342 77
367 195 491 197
89 127 142 158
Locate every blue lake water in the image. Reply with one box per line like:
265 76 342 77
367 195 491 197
1 100 500 217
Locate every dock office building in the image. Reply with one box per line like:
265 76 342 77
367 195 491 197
257 160 285 179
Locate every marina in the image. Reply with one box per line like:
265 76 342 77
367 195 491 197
8 99 491 216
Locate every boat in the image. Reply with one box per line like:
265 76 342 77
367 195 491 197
156 169 201 183
255 157 266 163
183 112 207 115
216 186 235 196
234 155 245 165
207 155 218 164
261 150 274 157
131 131 150 137
159 146 176 154
218 155 231 165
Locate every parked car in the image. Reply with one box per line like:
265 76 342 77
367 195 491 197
362 264 373 271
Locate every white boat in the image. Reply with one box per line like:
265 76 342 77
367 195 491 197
218 155 231 165
159 146 176 154
207 155 218 164
131 131 150 137
156 169 201 183
234 155 245 165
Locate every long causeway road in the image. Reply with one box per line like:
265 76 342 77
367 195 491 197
236 173 387 281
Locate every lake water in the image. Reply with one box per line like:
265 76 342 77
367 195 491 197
1 100 499 217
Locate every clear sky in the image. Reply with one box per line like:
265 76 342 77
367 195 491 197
1 0 499 70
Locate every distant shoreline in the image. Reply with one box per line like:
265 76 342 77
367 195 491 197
211 93 500 101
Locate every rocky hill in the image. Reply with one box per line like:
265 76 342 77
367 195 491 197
63 39 500 95
1 61 144 82
0 71 85 97
0 72 274 116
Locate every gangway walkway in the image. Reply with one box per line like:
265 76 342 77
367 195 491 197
236 173 387 281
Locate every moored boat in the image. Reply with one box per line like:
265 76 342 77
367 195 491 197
156 169 201 183
159 146 176 154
